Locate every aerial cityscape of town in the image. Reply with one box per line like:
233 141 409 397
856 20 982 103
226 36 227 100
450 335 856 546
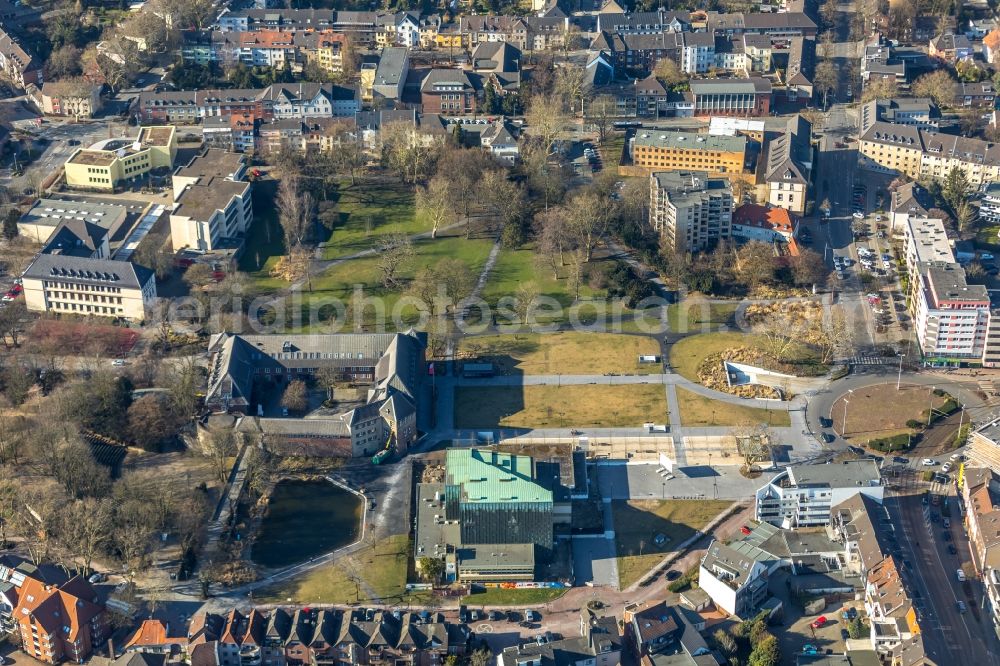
4 0 1000 664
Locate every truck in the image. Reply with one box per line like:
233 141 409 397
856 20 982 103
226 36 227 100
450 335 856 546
371 448 391 465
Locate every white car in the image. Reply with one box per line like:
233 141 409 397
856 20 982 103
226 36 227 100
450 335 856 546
942 463 952 473
922 458 936 466
956 569 966 582
951 453 964 461
112 359 126 367
852 211 865 219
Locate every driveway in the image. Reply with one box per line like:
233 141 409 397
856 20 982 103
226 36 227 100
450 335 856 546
571 536 619 588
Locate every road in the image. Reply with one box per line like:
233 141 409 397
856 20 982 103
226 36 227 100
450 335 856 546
888 477 1000 663
0 121 113 194
803 366 993 447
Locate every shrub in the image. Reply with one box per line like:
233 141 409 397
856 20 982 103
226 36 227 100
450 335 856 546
905 419 923 429
867 433 913 452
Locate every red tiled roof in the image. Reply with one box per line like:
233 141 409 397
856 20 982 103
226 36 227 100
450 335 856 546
15 576 103 642
733 203 797 233
125 619 188 649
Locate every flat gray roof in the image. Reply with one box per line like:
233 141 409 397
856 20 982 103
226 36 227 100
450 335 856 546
786 459 881 487
634 130 746 153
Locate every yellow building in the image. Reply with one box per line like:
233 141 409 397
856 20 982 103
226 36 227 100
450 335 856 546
434 31 465 50
302 31 346 75
64 126 177 191
860 120 1000 186
624 130 747 177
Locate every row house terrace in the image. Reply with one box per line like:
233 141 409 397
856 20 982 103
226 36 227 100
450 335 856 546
127 608 470 666
136 83 357 124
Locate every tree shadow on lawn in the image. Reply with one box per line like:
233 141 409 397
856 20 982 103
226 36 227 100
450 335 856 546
453 385 527 429
612 501 702 557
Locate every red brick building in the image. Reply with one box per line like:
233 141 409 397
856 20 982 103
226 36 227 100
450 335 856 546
688 77 771 117
419 69 479 114
14 576 109 663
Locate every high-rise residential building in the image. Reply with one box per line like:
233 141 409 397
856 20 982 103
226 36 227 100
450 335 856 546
649 170 732 253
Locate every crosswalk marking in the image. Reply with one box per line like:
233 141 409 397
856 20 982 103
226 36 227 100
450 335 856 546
850 355 891 365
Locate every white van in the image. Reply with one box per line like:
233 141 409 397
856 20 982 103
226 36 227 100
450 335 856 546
956 569 966 582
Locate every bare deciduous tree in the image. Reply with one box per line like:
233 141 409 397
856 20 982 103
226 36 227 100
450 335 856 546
277 173 315 250
375 233 414 289
525 94 567 155
416 175 454 239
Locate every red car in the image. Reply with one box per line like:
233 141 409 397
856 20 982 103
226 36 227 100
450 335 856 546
810 616 828 629
740 526 752 535
2 284 22 301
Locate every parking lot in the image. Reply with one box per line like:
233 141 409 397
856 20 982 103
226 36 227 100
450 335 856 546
782 603 855 658
594 463 774 501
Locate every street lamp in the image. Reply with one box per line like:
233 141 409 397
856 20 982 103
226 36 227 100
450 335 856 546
842 389 854 436
896 352 905 390
928 386 936 427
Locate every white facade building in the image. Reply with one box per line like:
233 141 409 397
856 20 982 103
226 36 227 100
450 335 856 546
755 461 884 528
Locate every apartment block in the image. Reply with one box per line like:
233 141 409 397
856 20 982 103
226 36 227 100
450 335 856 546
137 83 356 124
14 577 109 664
912 262 990 362
755 460 883 528
903 215 954 274
31 79 102 118
170 163 253 252
627 130 746 176
650 170 733 253
0 24 40 88
64 126 177 191
860 120 1000 186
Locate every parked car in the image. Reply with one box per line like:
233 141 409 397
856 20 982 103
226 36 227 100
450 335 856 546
87 572 106 584
840 628 850 640
112 359 127 367
948 544 958 555
957 601 967 613
922 458 936 466
943 531 953 541
956 569 966 582
525 610 541 622
810 616 828 629
841 607 857 620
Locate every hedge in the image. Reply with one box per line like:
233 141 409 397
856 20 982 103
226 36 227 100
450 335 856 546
867 433 914 452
